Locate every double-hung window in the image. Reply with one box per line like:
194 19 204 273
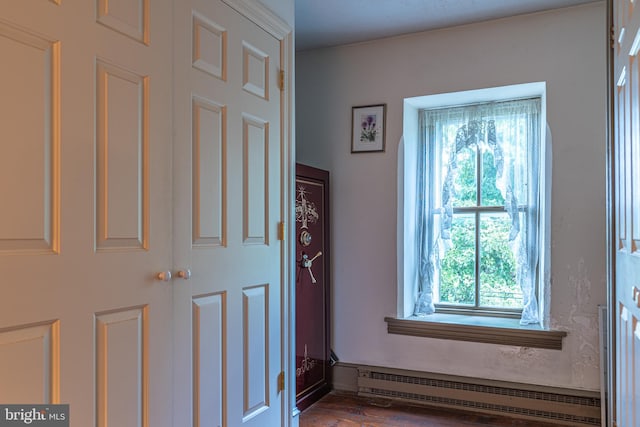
409 93 546 325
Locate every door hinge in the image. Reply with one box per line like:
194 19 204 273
611 25 617 49
279 70 285 91
277 371 285 392
278 221 285 241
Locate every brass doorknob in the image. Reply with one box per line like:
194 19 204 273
177 269 191 280
156 271 172 281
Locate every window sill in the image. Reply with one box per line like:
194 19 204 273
384 314 566 350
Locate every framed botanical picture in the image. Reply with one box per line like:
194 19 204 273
351 104 386 153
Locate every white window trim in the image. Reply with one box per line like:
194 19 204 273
397 82 553 331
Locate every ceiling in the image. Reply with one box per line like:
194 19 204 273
295 0 599 51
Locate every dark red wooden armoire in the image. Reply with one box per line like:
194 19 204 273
295 164 331 411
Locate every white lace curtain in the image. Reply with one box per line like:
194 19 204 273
413 98 543 325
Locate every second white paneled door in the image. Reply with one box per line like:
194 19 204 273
172 1 285 427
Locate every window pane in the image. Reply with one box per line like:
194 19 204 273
479 213 522 308
439 214 475 305
452 145 476 207
480 150 505 206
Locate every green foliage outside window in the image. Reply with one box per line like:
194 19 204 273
438 147 522 309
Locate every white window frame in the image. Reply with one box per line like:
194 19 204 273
397 82 551 328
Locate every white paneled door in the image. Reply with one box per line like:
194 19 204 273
0 0 290 426
612 0 640 426
172 1 285 426
0 0 173 426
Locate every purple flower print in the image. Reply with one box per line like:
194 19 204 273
360 114 378 142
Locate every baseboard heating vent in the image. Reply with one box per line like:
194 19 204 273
358 367 601 426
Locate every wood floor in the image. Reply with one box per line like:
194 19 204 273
299 393 566 427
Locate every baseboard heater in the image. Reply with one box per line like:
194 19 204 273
357 366 601 426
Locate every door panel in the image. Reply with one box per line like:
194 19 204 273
95 307 148 427
0 2 172 426
192 293 226 427
0 321 59 403
173 1 284 426
613 0 640 425
192 95 226 247
95 59 149 250
0 19 59 253
242 284 269 420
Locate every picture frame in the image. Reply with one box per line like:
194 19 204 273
351 104 386 153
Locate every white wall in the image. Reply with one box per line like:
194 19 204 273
295 2 607 391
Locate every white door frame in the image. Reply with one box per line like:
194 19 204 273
605 2 615 426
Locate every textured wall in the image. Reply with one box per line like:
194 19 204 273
295 2 607 391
